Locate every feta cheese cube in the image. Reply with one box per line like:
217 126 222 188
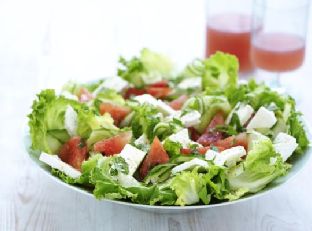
213 146 246 167
93 76 128 95
172 158 208 174
39 153 81 179
117 173 140 188
177 77 202 90
274 132 296 144
167 128 193 148
236 104 254 125
134 134 149 146
205 149 218 161
226 103 254 125
134 94 176 115
156 100 177 115
180 110 201 127
273 132 298 161
213 155 226 167
165 110 182 121
246 106 277 130
134 134 150 152
119 144 147 175
64 105 78 137
134 94 158 106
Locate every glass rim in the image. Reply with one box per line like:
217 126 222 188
254 0 310 11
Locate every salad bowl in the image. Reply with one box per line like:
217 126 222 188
25 49 311 213
25 123 311 213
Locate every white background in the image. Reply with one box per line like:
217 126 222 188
0 0 312 230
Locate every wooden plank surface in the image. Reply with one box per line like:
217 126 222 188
1 0 312 230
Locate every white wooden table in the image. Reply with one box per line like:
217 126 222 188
1 0 312 230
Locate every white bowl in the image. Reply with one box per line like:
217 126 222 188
24 121 311 213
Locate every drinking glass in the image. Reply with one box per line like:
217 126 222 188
205 0 255 74
251 0 310 87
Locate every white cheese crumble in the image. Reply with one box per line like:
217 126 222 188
134 134 150 152
177 77 202 90
213 146 246 167
167 128 194 148
273 132 298 161
237 104 255 125
172 158 208 174
119 144 147 175
205 149 219 161
180 110 201 127
226 103 254 126
134 94 176 115
247 106 277 130
134 134 149 146
64 105 78 137
39 153 81 179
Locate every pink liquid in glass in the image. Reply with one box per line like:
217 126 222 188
206 13 254 73
251 33 305 72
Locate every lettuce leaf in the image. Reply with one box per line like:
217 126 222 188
170 169 209 205
180 59 206 78
226 80 309 155
62 80 102 95
78 153 103 184
61 80 103 96
153 118 183 141
227 139 290 194
227 80 294 110
203 165 229 200
81 154 177 205
163 139 182 157
143 163 176 184
93 89 126 110
84 114 120 148
118 48 174 87
28 90 82 153
28 89 119 154
130 104 162 140
202 52 239 94
51 168 77 184
287 111 309 154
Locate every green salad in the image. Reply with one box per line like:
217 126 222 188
28 49 309 206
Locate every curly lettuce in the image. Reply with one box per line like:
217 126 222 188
28 89 119 154
80 154 177 205
28 90 81 153
227 139 290 194
202 52 239 94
